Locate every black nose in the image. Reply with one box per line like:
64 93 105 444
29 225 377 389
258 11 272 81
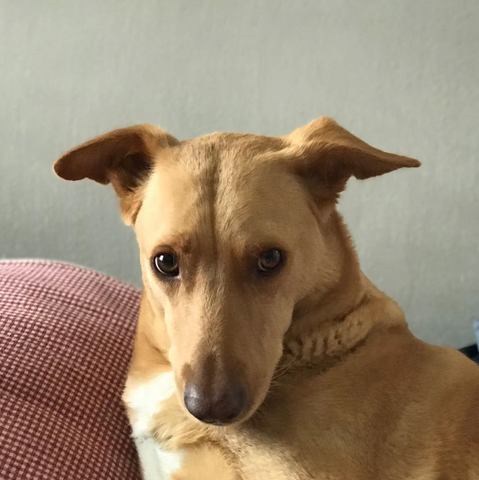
184 383 246 425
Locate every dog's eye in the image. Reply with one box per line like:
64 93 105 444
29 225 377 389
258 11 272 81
153 253 180 278
257 248 283 274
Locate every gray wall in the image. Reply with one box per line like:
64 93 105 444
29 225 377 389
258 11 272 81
1 0 478 349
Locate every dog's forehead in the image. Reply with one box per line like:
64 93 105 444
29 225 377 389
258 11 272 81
136 132 308 252
175 132 287 169
186 131 286 151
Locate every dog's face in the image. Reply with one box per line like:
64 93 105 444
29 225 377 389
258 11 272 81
135 136 330 424
54 118 419 425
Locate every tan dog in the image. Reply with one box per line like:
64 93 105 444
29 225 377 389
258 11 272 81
55 118 479 480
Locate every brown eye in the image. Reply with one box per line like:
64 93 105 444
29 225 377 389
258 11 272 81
257 248 283 274
153 253 180 278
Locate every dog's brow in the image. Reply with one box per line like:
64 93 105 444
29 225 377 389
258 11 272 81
242 241 286 257
151 235 193 255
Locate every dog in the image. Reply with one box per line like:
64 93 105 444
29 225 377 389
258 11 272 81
54 117 479 479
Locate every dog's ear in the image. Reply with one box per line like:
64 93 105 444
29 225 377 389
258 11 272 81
286 117 420 201
54 125 180 225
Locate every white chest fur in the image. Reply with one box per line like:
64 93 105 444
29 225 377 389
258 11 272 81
124 372 184 480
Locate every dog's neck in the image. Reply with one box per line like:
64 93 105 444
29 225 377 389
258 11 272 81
282 277 406 369
281 210 406 369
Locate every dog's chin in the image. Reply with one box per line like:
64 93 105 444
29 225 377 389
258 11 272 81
237 387 272 424
223 382 274 427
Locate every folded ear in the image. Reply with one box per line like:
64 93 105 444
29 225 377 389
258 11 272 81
54 125 179 225
287 117 420 201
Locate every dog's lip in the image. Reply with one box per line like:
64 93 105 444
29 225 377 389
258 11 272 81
199 417 239 427
191 407 253 427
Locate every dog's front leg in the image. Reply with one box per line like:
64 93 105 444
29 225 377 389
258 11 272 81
134 434 185 480
123 369 188 479
133 398 239 480
124 369 232 479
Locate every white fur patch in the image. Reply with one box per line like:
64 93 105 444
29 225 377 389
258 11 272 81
125 372 184 479
135 435 184 480
124 371 176 437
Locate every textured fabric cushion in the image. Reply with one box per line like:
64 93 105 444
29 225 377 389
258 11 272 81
0 260 142 480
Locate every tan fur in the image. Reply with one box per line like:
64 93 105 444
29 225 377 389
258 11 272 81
55 117 479 479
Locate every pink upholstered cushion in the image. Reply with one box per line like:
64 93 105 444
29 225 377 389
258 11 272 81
0 260 142 480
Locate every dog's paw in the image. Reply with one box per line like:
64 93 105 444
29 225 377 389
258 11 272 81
151 395 214 450
124 370 216 451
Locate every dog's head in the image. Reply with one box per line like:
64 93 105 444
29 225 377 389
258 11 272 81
54 118 419 425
